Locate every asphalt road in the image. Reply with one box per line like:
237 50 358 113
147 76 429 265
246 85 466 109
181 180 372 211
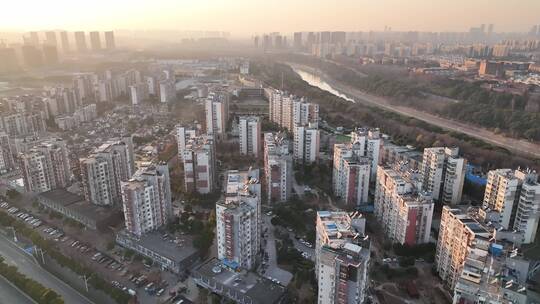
261 215 293 285
0 275 36 304
0 232 94 304
288 62 540 159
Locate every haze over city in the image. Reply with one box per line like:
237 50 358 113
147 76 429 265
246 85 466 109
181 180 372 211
1 1 540 304
1 0 540 36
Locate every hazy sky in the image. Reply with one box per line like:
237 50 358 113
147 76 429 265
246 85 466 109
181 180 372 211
1 0 539 36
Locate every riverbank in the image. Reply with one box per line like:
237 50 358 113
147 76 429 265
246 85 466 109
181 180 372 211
286 62 540 160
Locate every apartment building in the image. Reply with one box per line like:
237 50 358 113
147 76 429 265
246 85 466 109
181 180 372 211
380 142 423 171
80 137 135 206
421 147 466 205
216 169 261 270
263 132 292 203
121 163 172 237
183 135 215 194
176 124 198 162
74 31 87 52
0 132 15 174
350 128 382 180
20 138 71 193
435 206 491 290
480 168 540 244
0 111 47 137
315 211 370 304
333 143 370 207
293 123 320 163
269 89 318 131
205 91 229 139
293 99 319 128
159 80 176 103
238 116 261 158
374 165 434 245
269 90 294 130
104 31 115 49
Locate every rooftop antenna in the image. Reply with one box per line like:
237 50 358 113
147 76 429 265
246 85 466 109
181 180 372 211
281 71 284 90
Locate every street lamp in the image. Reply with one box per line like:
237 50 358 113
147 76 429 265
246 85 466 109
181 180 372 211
8 226 17 242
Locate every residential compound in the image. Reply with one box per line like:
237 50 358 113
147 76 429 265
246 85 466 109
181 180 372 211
182 134 216 194
374 164 434 245
79 137 135 206
268 89 320 163
205 91 229 139
0 110 47 137
315 211 370 304
480 168 540 244
238 116 261 158
332 143 370 207
20 138 71 193
263 132 293 203
216 169 261 270
121 163 172 237
269 90 319 130
421 147 467 205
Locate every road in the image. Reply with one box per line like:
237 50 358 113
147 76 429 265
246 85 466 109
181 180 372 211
0 275 36 304
261 215 293 285
287 62 540 159
0 232 94 304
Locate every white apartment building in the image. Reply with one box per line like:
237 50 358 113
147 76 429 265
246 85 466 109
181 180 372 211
183 135 215 194
421 147 466 205
121 164 172 237
293 124 320 163
20 138 71 193
350 128 382 180
269 90 294 130
216 169 261 270
129 83 148 105
205 91 229 139
435 206 491 290
175 124 198 162
315 211 370 304
292 99 319 128
481 169 536 229
80 137 135 206
263 132 292 203
0 111 47 137
0 132 15 174
374 165 434 245
238 116 261 158
269 89 318 131
159 80 176 103
513 180 540 244
333 143 370 207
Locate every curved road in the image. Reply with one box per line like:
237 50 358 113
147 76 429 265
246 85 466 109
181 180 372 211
0 232 94 304
287 62 540 159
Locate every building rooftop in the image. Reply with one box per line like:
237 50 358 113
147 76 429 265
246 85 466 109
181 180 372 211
195 258 285 304
117 230 197 264
40 189 83 206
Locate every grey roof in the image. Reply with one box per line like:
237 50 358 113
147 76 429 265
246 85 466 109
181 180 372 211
39 189 85 206
118 230 197 263
196 258 285 304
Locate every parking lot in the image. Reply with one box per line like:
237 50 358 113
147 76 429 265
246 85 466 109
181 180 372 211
0 197 187 304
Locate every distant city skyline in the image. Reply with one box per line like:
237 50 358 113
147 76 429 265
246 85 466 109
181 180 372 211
0 0 539 37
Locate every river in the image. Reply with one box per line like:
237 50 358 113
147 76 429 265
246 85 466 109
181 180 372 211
291 67 356 103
